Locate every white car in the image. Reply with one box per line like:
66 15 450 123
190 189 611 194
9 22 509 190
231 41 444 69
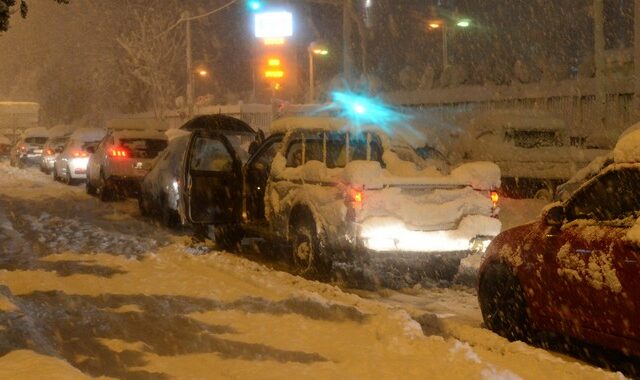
86 130 168 200
53 128 107 184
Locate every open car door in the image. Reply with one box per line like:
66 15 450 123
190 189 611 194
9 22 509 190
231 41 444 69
184 131 242 225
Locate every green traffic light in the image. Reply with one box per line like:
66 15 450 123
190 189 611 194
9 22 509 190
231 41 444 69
248 0 263 11
456 19 471 28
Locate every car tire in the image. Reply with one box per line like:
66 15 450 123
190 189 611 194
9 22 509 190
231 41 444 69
64 166 75 185
478 262 532 342
160 195 179 228
138 192 151 217
99 171 114 201
214 224 244 252
86 179 97 195
290 214 330 278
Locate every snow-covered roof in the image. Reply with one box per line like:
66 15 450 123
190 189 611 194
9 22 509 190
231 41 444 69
47 124 74 138
69 127 107 142
106 118 169 131
22 127 49 138
270 117 350 134
613 129 640 163
112 129 168 141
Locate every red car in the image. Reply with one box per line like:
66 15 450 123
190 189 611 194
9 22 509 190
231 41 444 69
478 163 640 358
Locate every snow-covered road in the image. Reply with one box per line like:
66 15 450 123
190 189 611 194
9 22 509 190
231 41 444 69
0 161 624 379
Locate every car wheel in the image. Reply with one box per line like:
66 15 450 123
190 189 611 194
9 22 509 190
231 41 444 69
64 166 75 185
138 192 151 217
290 215 330 277
99 171 114 201
86 179 97 195
478 262 532 342
161 195 179 228
214 224 244 252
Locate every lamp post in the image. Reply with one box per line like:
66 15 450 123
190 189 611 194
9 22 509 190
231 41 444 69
308 41 329 103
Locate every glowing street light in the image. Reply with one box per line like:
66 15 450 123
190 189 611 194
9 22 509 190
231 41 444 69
198 69 208 77
427 16 472 69
456 18 471 28
308 41 329 102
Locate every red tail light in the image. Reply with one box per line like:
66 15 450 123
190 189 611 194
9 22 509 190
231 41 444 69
46 149 54 155
109 147 128 158
72 151 88 158
490 191 499 207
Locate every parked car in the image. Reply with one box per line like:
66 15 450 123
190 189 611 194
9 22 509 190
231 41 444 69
454 109 609 199
40 135 70 174
138 114 256 226
53 128 106 184
9 127 49 168
478 130 640 358
86 130 168 200
0 134 11 158
553 153 613 201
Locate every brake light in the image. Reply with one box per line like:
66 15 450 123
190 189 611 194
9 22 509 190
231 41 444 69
490 191 499 207
353 191 363 203
72 151 88 157
109 148 128 158
46 149 54 155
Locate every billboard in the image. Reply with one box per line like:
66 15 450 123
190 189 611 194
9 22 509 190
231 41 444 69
254 11 293 38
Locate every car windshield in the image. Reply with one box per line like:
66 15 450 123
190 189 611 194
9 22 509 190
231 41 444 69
25 137 47 145
120 138 168 159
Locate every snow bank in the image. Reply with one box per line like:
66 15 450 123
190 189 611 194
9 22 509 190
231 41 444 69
0 350 90 380
613 129 640 163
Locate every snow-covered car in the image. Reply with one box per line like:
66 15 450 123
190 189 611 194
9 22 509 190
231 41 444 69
553 153 613 202
40 136 70 174
138 115 256 226
454 110 609 199
9 127 49 168
86 130 168 200
180 117 502 279
478 130 640 357
53 128 107 184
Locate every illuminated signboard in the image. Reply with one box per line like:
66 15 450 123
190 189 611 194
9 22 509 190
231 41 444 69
254 11 293 38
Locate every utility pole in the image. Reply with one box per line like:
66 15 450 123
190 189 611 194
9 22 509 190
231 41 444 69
594 0 606 129
343 0 353 83
634 0 640 121
184 11 194 119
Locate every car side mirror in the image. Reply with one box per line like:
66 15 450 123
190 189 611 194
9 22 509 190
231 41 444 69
86 146 95 154
544 204 564 227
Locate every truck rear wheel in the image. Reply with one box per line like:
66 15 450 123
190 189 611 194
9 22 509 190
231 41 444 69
290 215 330 278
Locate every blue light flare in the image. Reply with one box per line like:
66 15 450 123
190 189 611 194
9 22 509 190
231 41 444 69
317 91 418 139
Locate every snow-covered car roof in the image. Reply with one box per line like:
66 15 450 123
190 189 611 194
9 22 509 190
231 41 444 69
107 118 169 131
112 129 168 141
21 127 49 138
69 127 107 142
180 114 255 135
47 124 74 138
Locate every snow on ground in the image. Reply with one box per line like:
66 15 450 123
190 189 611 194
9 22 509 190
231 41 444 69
0 161 623 379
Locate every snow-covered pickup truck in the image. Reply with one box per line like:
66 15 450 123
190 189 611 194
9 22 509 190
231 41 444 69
181 116 501 280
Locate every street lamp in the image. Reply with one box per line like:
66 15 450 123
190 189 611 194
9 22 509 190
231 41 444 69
308 41 329 103
427 17 471 70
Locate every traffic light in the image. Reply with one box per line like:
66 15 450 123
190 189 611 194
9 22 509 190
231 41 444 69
247 0 263 12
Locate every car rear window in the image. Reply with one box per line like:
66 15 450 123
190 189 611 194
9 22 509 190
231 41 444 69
120 138 168 159
25 137 47 145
